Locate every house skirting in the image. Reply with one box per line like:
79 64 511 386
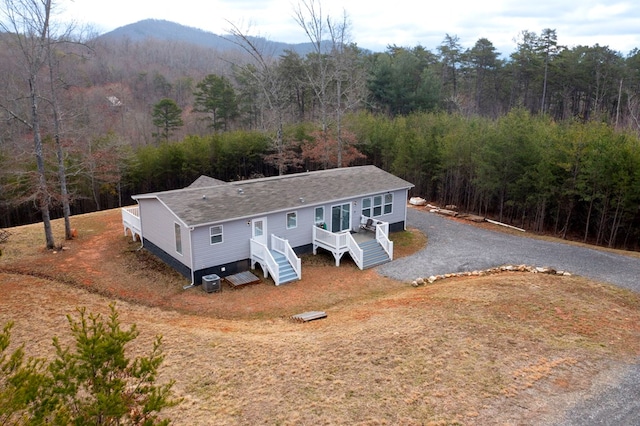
389 221 405 233
194 260 250 285
143 239 192 279
142 220 404 285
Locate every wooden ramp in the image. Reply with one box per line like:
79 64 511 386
224 271 261 289
291 311 327 323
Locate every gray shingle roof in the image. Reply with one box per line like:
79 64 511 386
187 175 228 188
133 166 413 227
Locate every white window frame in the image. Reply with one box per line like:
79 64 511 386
210 225 223 245
361 197 372 218
314 206 325 225
286 211 297 229
174 222 183 255
384 193 393 215
373 195 383 216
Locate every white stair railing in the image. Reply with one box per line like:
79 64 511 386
250 239 280 284
345 232 363 269
271 235 301 280
375 226 393 260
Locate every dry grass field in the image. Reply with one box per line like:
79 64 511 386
1 208 640 425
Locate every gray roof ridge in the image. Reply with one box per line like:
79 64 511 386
229 166 367 186
135 165 383 199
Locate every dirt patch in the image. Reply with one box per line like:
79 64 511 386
1 209 640 425
0 210 426 319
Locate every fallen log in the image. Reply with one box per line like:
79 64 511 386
486 219 525 232
435 209 458 217
458 213 486 223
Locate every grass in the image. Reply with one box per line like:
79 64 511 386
1 208 640 424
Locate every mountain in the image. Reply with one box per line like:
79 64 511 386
97 19 319 56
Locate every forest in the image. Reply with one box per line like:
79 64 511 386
1 0 639 251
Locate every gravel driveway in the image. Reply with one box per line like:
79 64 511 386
379 208 640 425
380 208 640 291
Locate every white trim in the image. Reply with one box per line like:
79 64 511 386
133 187 413 229
286 211 298 229
383 192 393 215
174 222 183 256
330 202 351 233
314 206 325 225
251 217 268 246
373 195 383 216
209 225 223 245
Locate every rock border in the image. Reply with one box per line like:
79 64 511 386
411 264 572 287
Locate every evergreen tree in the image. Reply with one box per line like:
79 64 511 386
193 74 239 132
1 304 180 425
152 98 184 143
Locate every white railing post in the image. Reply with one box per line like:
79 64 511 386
312 225 350 267
121 206 142 241
250 239 280 284
345 233 363 269
271 235 301 281
375 224 393 260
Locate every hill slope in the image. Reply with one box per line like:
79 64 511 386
97 18 319 56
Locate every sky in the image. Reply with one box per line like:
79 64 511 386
56 0 640 56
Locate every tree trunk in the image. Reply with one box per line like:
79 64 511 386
31 76 55 249
595 194 610 246
608 194 623 248
49 52 72 239
583 196 594 243
561 200 574 240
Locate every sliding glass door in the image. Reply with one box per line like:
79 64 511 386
331 203 351 233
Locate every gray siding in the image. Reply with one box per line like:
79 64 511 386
191 219 252 270
139 199 191 268
190 189 409 272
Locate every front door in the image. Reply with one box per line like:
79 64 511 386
331 203 351 233
251 217 267 246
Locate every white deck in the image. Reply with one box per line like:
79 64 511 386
122 206 142 241
312 217 393 269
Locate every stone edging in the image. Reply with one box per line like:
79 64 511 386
411 265 572 287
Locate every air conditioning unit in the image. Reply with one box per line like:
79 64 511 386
201 274 221 293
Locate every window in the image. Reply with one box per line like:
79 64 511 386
362 197 371 218
174 223 182 255
286 211 297 229
210 225 223 245
384 193 393 214
314 207 324 224
373 195 382 216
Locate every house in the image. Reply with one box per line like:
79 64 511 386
121 165 414 286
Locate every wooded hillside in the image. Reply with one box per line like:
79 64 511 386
1 2 639 250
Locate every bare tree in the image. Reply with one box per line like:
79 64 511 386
0 0 56 248
225 22 293 175
293 0 365 168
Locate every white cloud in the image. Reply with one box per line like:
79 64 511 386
56 0 640 55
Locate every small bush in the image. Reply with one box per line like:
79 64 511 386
1 304 180 425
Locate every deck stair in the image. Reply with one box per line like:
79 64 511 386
270 250 299 284
359 239 390 269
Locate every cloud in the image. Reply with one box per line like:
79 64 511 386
57 0 640 55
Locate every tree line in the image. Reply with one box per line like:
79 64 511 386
1 0 639 251
120 110 640 251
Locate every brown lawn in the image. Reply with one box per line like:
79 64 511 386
1 208 639 425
